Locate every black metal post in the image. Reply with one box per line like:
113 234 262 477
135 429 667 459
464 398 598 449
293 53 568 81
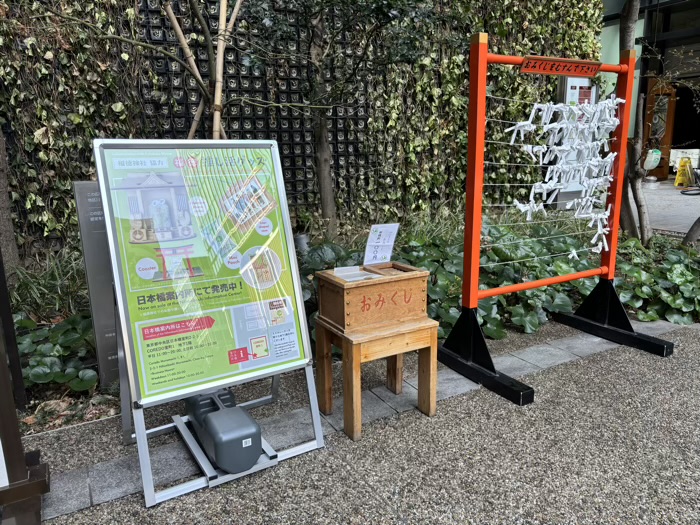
0 248 27 410
0 245 48 523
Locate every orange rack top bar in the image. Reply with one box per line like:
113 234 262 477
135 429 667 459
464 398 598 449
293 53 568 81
486 53 627 74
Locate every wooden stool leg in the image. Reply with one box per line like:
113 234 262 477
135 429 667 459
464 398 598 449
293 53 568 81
343 340 362 440
417 327 437 417
315 323 333 415
386 354 404 394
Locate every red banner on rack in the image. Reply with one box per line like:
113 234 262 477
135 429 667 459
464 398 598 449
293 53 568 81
520 57 601 77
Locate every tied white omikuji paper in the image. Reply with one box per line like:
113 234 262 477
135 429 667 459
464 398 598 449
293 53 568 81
503 96 625 253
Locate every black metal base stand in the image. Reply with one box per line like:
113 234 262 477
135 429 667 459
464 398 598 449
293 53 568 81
438 308 534 406
554 278 673 357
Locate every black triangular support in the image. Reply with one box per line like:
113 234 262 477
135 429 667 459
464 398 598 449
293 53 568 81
553 278 673 357
438 308 534 406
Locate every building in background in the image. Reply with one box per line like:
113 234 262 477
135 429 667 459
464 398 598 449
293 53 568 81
603 0 700 180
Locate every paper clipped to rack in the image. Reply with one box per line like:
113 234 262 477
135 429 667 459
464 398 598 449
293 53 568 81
363 223 399 265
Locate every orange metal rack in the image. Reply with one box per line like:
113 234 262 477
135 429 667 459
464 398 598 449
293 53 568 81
438 33 673 406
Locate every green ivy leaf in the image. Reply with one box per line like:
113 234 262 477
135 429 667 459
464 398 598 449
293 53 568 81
543 292 573 314
68 369 98 392
428 282 447 301
17 335 36 356
14 317 37 330
509 305 539 334
36 342 56 356
679 283 696 297
634 285 653 299
437 307 460 327
57 330 83 347
637 310 660 322
53 368 79 384
29 365 54 383
30 328 49 342
667 264 695 286
443 258 463 276
665 309 693 325
482 318 506 339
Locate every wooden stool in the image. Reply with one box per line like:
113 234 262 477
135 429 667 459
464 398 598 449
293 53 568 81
315 317 438 440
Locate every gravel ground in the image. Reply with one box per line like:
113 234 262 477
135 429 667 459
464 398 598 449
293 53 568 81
24 323 580 475
44 326 700 524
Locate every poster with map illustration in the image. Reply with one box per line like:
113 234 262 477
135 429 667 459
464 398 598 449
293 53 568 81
94 140 309 405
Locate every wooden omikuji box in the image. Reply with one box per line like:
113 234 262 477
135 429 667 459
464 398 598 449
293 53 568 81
316 262 430 333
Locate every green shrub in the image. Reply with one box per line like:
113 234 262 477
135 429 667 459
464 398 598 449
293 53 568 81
616 236 700 325
9 248 90 323
0 0 141 250
15 312 98 392
298 224 700 340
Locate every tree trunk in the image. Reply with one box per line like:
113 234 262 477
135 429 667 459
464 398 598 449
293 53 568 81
618 0 643 241
629 177 652 245
630 93 653 246
0 131 20 282
682 216 700 246
620 162 640 238
310 13 337 237
620 0 640 51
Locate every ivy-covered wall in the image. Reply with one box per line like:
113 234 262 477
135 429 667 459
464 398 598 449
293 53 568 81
0 0 603 254
358 0 603 220
0 0 142 254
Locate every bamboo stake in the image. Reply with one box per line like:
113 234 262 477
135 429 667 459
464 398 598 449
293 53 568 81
212 0 228 139
188 99 227 139
212 0 244 139
225 0 244 34
188 0 216 85
188 99 205 139
165 2 226 139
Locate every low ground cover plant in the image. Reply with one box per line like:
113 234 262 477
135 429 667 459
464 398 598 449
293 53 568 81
14 312 98 392
298 215 700 340
8 211 699 396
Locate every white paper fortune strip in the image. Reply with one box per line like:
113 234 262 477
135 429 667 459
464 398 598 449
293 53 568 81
504 96 625 252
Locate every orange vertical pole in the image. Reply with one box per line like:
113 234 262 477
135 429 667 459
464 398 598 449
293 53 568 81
462 33 489 310
601 50 636 280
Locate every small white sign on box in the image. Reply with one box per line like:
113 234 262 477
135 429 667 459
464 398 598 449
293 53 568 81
363 223 399 266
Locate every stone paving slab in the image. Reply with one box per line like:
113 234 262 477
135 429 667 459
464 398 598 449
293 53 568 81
371 382 419 413
258 406 335 451
492 353 542 378
630 319 676 337
548 335 619 357
89 441 199 505
42 324 700 520
42 467 91 520
322 390 397 431
47 327 700 525
405 367 479 401
511 344 580 368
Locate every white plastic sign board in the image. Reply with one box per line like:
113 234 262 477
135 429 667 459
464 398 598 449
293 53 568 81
94 140 311 406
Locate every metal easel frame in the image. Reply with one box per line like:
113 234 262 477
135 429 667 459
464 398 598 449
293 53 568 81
95 140 325 507
129 356 323 507
117 314 283 446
